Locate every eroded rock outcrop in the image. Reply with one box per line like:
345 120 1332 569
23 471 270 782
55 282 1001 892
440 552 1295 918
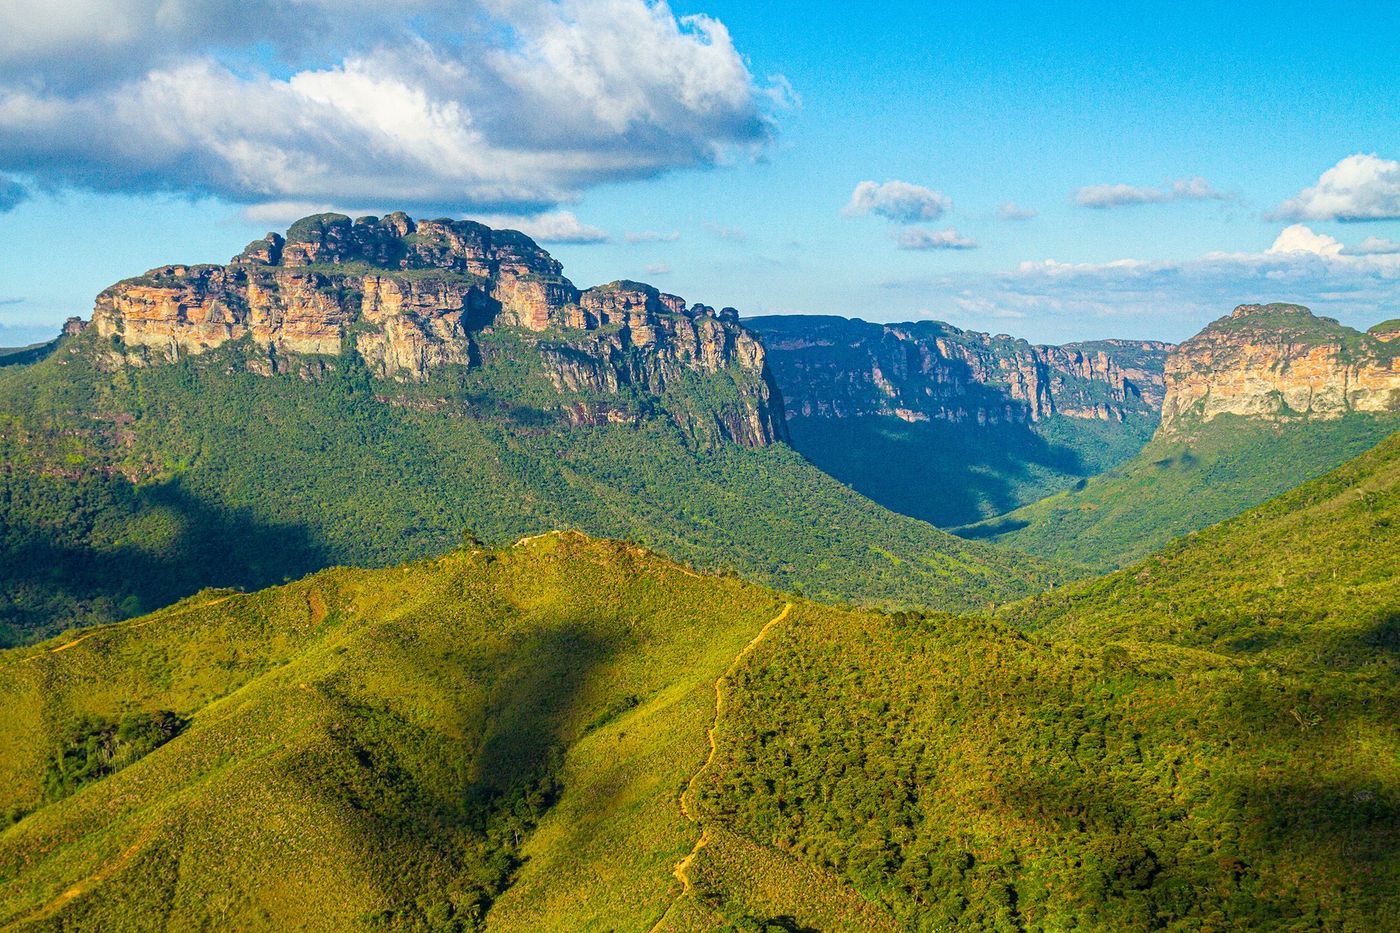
1159 303 1400 434
87 212 784 447
749 315 1171 426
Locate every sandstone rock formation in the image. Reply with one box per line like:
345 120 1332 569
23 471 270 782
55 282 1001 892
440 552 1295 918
1159 303 1400 434
87 212 784 447
749 315 1171 427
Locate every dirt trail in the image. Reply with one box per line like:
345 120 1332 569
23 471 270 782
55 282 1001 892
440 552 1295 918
5 827 155 929
19 595 236 662
648 602 792 931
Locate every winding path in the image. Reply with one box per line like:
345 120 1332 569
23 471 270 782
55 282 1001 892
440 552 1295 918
649 602 792 931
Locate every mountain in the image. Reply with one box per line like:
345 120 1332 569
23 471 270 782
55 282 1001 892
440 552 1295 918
0 213 1057 645
3 426 1397 928
960 303 1400 568
748 315 1172 526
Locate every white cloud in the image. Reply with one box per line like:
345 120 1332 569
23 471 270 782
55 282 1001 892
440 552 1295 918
625 229 681 243
1267 223 1343 257
895 226 977 250
0 1 785 213
1075 175 1227 209
1271 154 1400 222
474 210 609 244
704 222 746 241
843 180 951 223
1346 235 1400 256
997 201 1036 221
644 261 671 275
880 226 1400 340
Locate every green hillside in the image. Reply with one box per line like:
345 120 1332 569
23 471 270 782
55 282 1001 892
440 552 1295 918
0 330 1056 645
2 432 1398 929
1003 426 1400 668
958 413 1400 569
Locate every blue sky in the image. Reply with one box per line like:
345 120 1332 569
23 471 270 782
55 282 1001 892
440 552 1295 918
2 0 1398 345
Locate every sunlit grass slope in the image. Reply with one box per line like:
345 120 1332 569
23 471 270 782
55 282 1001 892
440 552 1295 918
0 533 798 930
958 413 1400 569
4 431 1397 929
686 432 1400 929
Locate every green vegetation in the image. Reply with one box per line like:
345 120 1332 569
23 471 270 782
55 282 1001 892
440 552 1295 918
0 330 1056 645
3 429 1397 928
786 413 1155 527
686 430 1400 929
959 412 1400 569
0 534 793 929
0 340 57 368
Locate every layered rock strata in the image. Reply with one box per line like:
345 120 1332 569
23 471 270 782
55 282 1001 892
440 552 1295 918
1159 303 1400 433
748 315 1172 426
87 212 784 447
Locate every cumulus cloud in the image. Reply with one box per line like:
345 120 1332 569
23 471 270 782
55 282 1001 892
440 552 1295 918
1271 154 1400 222
0 0 784 213
1346 235 1400 256
844 180 951 223
895 226 977 251
472 210 609 244
997 202 1036 221
880 225 1400 340
1075 176 1228 209
1267 223 1343 257
625 229 681 243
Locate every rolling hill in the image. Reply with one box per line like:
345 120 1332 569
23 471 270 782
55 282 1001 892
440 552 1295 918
2 427 1397 928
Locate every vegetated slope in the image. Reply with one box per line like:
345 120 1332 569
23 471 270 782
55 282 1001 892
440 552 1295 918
0 533 803 930
1002 426 1400 668
4 452 1398 929
0 217 1060 645
960 413 1400 569
959 303 1400 568
749 314 1170 526
684 434 1400 930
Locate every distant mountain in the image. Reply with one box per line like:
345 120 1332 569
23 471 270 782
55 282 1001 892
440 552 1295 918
747 314 1173 526
961 303 1400 567
3 427 1396 928
0 213 1057 645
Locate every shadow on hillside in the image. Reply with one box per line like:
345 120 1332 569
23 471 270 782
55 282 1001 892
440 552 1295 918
0 474 328 646
294 619 622 922
786 415 1101 528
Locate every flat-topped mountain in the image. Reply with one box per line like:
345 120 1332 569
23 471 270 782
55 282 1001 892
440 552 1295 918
747 315 1173 525
961 302 1400 568
1160 302 1400 434
0 214 1061 645
92 212 783 448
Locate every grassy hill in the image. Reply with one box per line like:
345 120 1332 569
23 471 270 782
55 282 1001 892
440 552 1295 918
2 432 1397 929
957 413 1400 569
0 330 1060 645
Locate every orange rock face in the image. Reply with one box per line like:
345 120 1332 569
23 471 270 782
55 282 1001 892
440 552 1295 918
1159 303 1400 433
85 212 786 447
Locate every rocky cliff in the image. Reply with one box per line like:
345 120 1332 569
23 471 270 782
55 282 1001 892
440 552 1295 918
87 212 784 447
748 315 1172 426
1159 303 1400 434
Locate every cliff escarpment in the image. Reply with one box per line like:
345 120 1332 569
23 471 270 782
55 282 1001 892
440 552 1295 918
748 315 1171 427
87 212 784 448
1159 303 1400 435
